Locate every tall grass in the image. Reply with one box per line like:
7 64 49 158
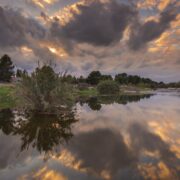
16 66 75 113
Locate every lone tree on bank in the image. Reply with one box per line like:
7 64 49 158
0 55 14 82
87 71 102 85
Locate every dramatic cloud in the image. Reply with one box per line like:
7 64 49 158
0 6 45 48
0 0 179 82
50 0 137 48
128 2 179 50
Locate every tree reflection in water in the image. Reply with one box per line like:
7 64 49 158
79 94 153 111
0 109 15 135
0 109 78 155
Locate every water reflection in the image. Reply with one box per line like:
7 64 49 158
0 109 15 135
79 94 153 110
0 93 179 180
0 109 77 155
67 128 138 179
64 123 179 180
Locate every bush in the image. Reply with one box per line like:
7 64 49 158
97 80 119 95
16 65 74 113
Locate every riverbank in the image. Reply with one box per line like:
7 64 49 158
0 83 155 109
0 84 16 109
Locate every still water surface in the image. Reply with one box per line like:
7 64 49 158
0 93 179 180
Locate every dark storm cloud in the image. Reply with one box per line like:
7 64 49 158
128 2 179 50
50 0 137 47
0 6 45 48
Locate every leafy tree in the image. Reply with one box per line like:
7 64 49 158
97 80 119 95
115 73 128 84
0 55 14 82
16 69 22 77
87 71 101 85
100 75 113 81
78 75 86 83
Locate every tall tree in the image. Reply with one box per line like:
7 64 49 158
87 71 101 85
0 55 14 82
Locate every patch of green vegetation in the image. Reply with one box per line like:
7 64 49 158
0 85 15 109
97 80 119 95
76 88 98 97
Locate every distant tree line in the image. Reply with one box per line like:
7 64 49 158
63 70 180 89
0 54 179 88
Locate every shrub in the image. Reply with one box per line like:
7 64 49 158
97 80 119 95
16 65 74 113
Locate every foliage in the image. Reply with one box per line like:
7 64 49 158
62 74 78 84
100 75 113 81
97 80 119 95
0 55 14 82
16 65 75 113
114 73 161 88
87 71 102 85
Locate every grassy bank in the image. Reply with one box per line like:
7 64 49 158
75 88 98 96
0 84 15 109
0 84 153 109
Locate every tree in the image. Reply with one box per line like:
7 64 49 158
78 75 86 83
87 71 101 85
115 73 128 84
0 55 14 82
100 75 113 81
16 69 27 78
16 69 22 77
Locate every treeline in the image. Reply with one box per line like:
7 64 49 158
0 54 179 88
60 71 180 89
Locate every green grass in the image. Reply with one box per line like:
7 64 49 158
0 85 15 109
0 83 152 110
76 88 98 96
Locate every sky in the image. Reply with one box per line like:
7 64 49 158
0 0 179 82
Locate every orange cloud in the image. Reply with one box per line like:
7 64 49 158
32 0 57 9
137 0 177 11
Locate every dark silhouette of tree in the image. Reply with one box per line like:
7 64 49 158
16 69 27 78
0 55 14 82
78 75 86 83
86 71 101 85
100 75 113 81
115 73 128 84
